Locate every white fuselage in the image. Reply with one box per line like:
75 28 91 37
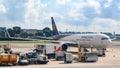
59 34 111 48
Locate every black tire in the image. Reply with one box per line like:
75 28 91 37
12 63 17 66
62 44 68 51
37 61 48 64
66 61 72 63
56 57 60 61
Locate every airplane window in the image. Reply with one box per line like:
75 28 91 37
101 37 109 40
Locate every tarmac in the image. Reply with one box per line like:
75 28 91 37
0 41 120 68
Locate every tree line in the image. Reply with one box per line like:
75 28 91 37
7 26 53 38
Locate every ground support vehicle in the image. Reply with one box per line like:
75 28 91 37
18 53 29 65
64 53 73 63
0 54 18 66
80 52 98 62
97 48 106 56
77 45 98 62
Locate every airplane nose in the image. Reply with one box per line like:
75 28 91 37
102 40 112 48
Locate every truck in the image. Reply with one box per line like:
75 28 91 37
18 44 49 65
26 52 49 64
34 44 68 60
34 44 63 59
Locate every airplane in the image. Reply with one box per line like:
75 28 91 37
50 17 112 49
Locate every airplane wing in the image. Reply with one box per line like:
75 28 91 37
111 38 117 41
4 29 54 41
51 40 78 47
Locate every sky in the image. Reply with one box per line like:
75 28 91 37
0 0 120 33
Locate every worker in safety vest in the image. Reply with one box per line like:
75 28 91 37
0 45 4 54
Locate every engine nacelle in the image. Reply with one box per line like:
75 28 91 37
61 44 68 51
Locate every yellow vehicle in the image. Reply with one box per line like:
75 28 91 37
0 54 19 65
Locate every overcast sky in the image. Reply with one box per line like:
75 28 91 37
0 0 120 33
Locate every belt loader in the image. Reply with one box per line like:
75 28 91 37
77 45 98 62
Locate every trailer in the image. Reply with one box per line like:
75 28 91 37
0 54 19 66
80 52 98 62
64 53 73 63
0 44 19 66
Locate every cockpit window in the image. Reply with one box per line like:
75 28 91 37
101 37 109 40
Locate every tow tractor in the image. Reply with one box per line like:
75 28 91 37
18 45 49 65
33 45 49 64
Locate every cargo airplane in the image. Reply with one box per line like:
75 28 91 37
50 17 112 49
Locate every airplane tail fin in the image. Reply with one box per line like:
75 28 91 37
51 17 59 35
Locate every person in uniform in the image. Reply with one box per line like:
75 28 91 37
0 45 5 54
3 45 12 54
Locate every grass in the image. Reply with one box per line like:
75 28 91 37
112 39 120 42
0 41 52 44
1 39 120 44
